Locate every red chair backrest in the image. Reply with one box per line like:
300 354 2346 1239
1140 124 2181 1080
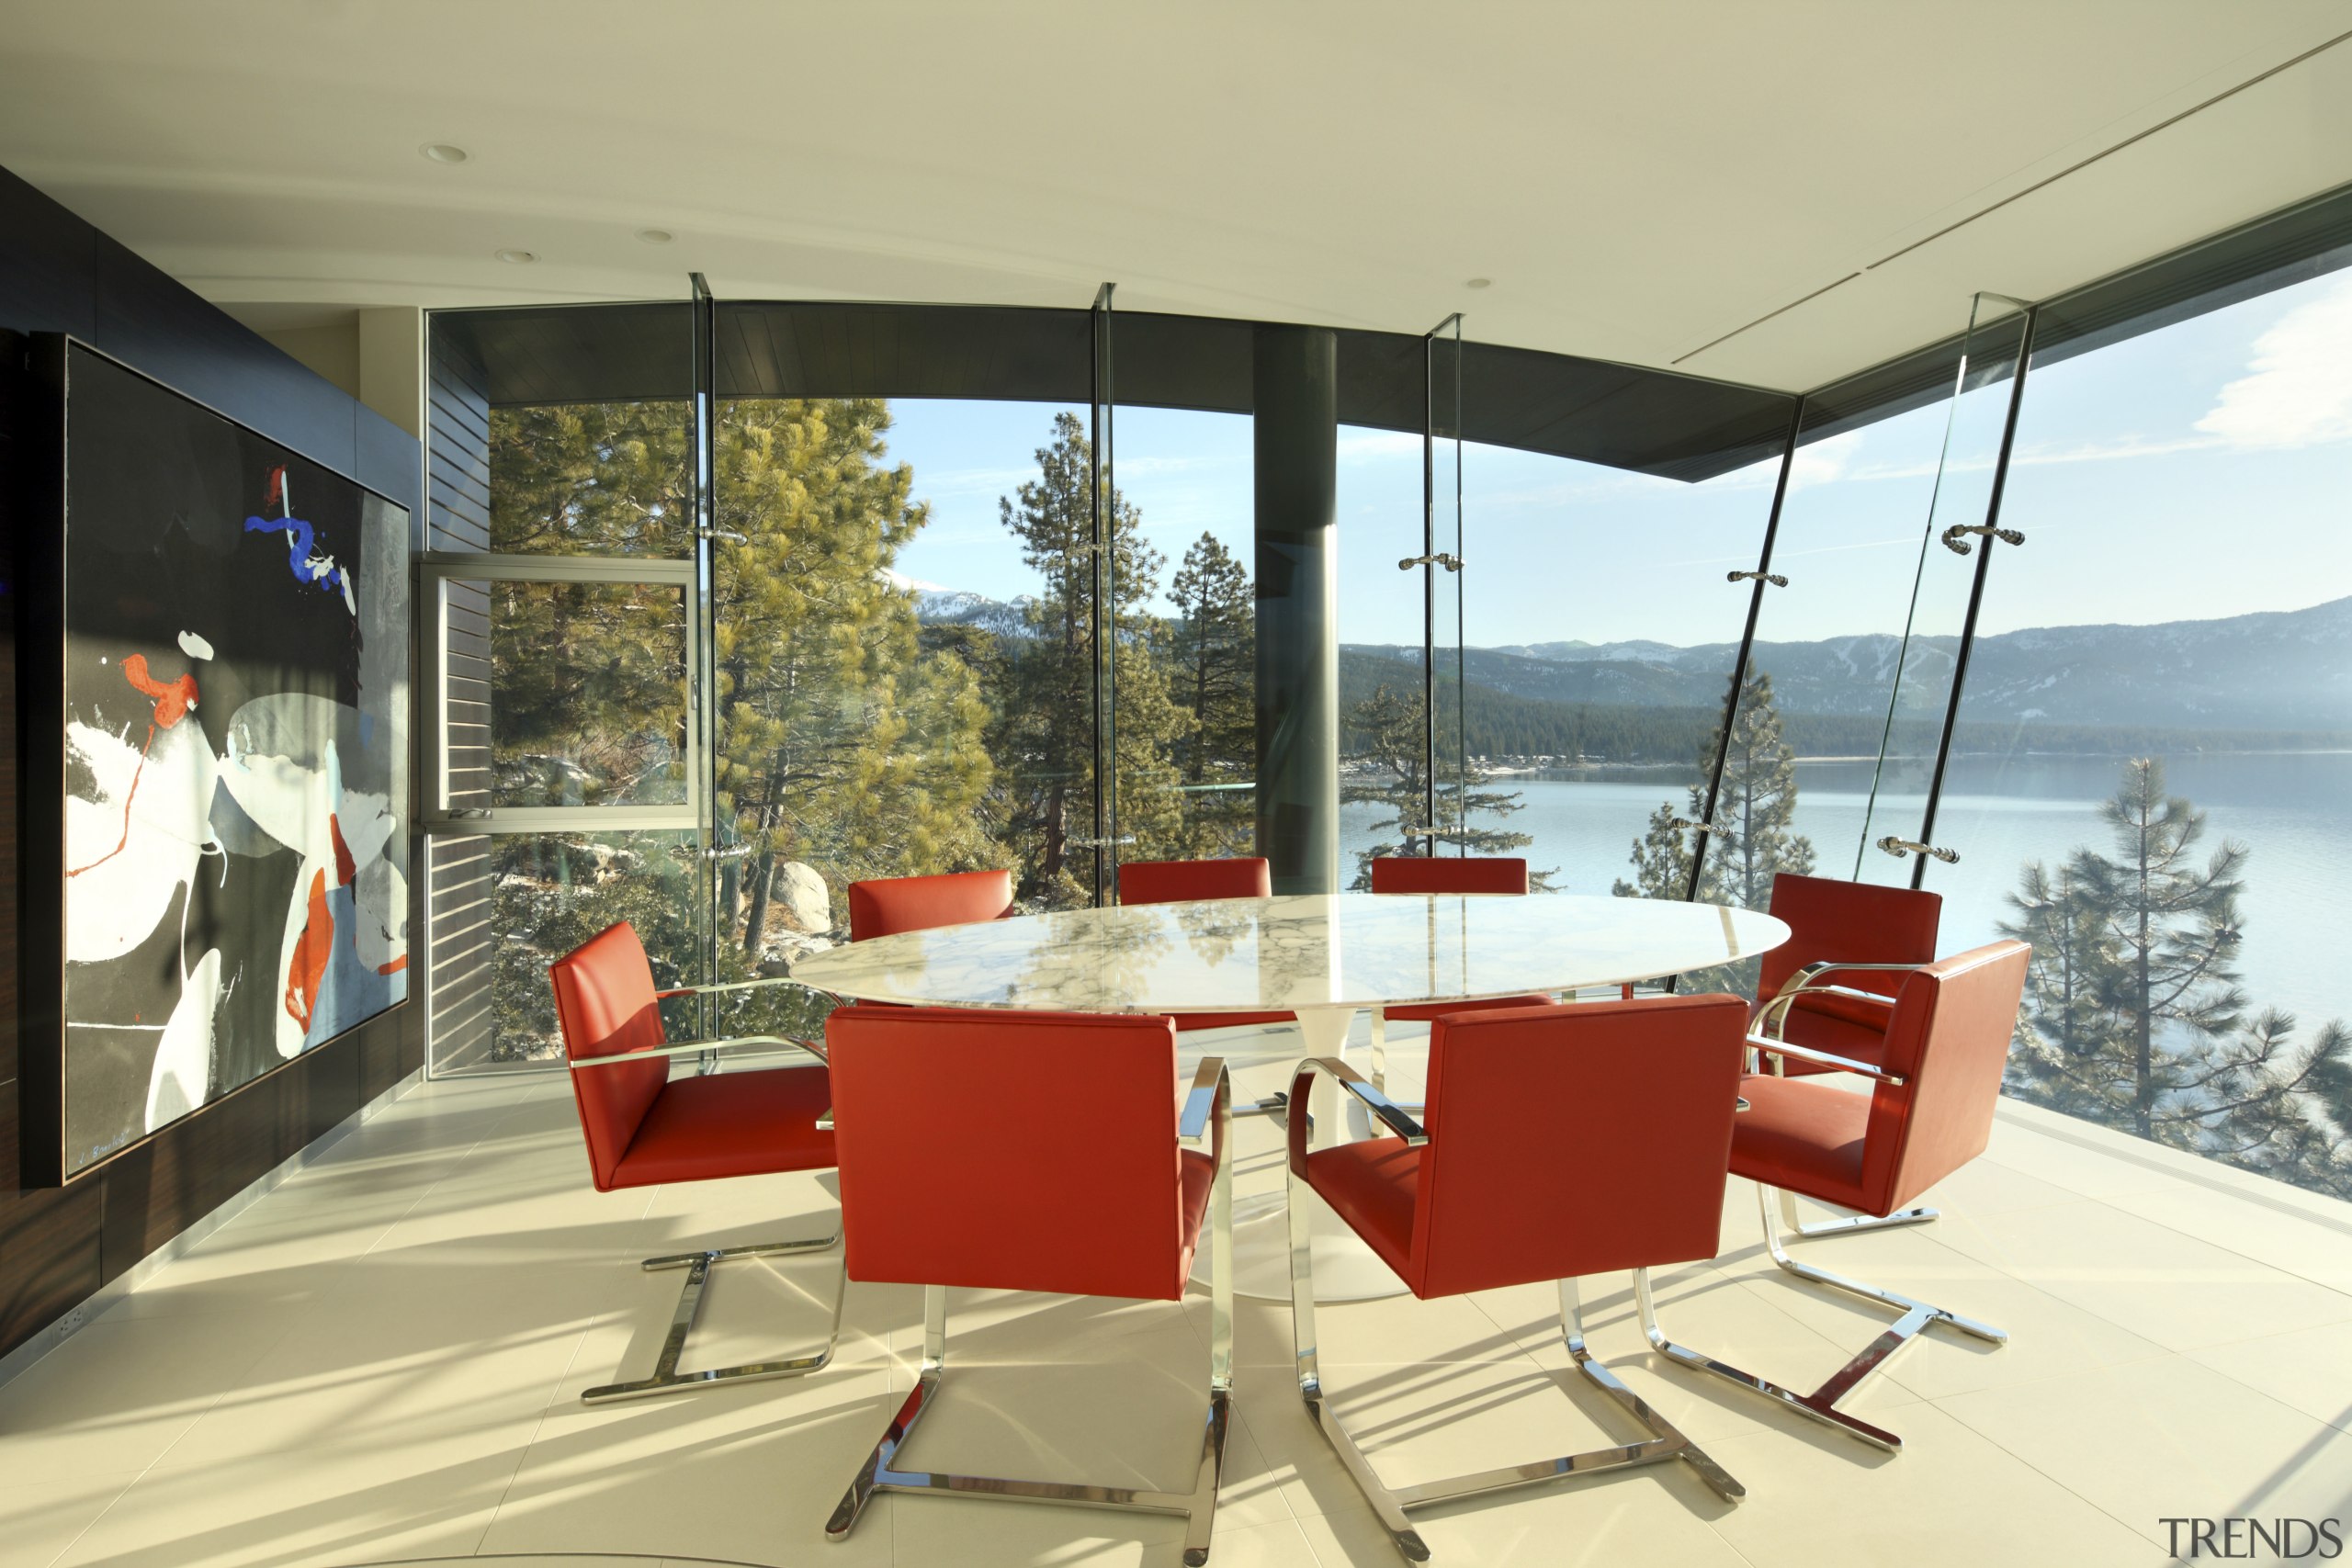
847 869 1015 942
1412 995 1746 1296
826 1007 1194 1300
1861 941 2031 1213
1369 856 1528 895
1758 873 1941 1006
1119 856 1272 904
548 921 671 1193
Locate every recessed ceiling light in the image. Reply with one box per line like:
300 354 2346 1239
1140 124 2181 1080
420 142 469 164
1465 277 1493 290
494 249 537 265
636 228 674 245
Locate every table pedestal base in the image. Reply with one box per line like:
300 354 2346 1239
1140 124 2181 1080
1223 1189 1406 1302
1193 1001 1412 1303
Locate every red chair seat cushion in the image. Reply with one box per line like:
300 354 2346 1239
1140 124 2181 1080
1304 1136 1423 1287
613 1063 836 1188
1730 1072 1871 1212
1384 993 1555 1024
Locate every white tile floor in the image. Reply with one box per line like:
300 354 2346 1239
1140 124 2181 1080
5 1035 2350 1568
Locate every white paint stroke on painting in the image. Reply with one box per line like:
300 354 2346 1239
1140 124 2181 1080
147 947 220 1128
176 629 216 660
62 717 212 963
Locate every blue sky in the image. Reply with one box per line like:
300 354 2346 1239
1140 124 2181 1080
881 268 2352 649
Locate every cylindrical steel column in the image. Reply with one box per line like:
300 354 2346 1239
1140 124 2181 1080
1253 325 1340 894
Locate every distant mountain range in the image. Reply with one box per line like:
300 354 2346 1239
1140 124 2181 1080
900 572 2352 737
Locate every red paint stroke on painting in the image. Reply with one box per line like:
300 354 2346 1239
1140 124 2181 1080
329 813 357 886
264 464 287 513
376 955 409 976
283 868 334 1030
67 653 200 877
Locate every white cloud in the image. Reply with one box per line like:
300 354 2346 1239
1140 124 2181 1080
1701 428 1863 493
1336 431 1423 462
2195 276 2352 450
1789 429 1862 490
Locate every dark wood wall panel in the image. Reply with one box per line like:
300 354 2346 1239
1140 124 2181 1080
0 164 424 1359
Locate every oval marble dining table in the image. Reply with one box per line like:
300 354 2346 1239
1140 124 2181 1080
794 892 1790 1301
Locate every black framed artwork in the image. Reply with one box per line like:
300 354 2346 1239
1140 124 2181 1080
19 340 411 1182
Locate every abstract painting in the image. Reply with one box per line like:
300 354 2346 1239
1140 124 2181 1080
56 344 410 1177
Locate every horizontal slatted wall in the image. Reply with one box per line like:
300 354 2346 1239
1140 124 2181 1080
424 325 500 1073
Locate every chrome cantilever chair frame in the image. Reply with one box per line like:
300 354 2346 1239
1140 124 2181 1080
570 973 848 1404
1751 960 1941 1240
1284 1057 1742 1563
1653 1006 2007 1453
827 1058 1236 1567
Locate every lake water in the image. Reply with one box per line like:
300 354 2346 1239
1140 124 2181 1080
1340 750 2352 1031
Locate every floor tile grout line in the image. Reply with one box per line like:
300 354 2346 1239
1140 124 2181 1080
1926 1375 2216 1553
36 1472 144 1568
469 1320 604 1557
1920 1190 2352 1346
2094 1193 2352 1303
33 1301 312 1568
1803 1195 2338 1369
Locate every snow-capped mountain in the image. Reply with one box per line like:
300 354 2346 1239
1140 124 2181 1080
884 571 1036 638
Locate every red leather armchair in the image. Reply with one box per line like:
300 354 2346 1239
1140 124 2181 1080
1754 873 1942 1074
846 867 1016 942
1367 854 1528 894
822 1007 1235 1564
1748 873 1946 1241
1656 940 2031 1452
549 920 842 1403
1286 996 1750 1554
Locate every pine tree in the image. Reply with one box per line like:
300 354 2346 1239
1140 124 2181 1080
2002 758 2351 1194
1340 682 1548 890
709 397 999 960
1167 532 1255 856
478 396 999 1054
1616 668 1815 908
990 412 1193 905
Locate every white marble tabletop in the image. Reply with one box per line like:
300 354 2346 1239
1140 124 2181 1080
791 892 1789 1014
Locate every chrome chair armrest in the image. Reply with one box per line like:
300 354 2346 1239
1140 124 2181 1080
1743 1032 1906 1085
1285 1056 1428 1171
1179 1056 1232 1147
567 1033 826 1069
1755 960 1920 1043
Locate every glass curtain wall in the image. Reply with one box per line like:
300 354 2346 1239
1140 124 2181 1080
705 303 1094 996
1917 266 2352 1197
1425 316 1468 862
1335 419 1433 888
1110 388 1257 871
1856 294 2034 887
1445 447 1781 899
422 303 703 1073
1725 386 1977 900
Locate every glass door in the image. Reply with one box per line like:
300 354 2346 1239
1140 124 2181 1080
1855 293 2033 886
419 300 707 1075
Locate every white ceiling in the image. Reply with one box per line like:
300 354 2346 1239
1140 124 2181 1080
5 0 2352 393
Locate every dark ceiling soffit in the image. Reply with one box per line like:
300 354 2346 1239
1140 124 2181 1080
429 299 695 406
430 298 1794 482
1800 176 2352 447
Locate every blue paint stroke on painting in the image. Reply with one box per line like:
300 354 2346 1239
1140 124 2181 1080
243 514 351 598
